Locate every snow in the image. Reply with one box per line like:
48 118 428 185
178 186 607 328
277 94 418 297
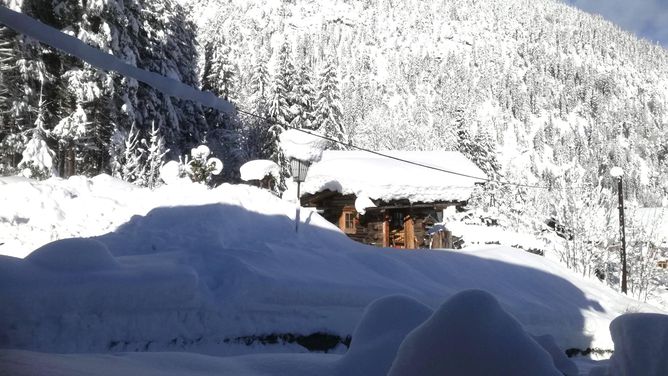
602 313 668 376
26 238 121 272
338 295 433 376
387 289 562 376
0 5 235 114
191 145 211 160
279 129 330 162
353 194 376 215
19 135 55 174
610 166 624 178
0 175 664 375
159 160 185 185
303 151 487 203
532 334 579 376
240 160 279 182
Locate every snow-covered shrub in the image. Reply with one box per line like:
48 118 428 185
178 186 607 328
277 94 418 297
338 295 433 376
160 145 223 185
592 313 668 376
187 145 223 184
388 289 562 376
18 134 54 180
116 123 169 188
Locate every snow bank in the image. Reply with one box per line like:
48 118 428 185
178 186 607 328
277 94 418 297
337 295 433 376
388 290 562 376
240 160 279 182
532 334 579 376
0 175 659 355
603 313 668 376
26 238 120 272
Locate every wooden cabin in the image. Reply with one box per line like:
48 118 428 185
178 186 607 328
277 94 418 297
300 150 486 249
302 192 458 248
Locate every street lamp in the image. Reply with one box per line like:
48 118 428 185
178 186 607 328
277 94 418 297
611 166 628 294
290 158 310 233
279 129 329 233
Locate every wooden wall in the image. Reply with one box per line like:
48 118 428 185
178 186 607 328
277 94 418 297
302 191 455 249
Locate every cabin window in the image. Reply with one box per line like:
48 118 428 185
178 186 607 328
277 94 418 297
345 212 355 229
340 208 357 234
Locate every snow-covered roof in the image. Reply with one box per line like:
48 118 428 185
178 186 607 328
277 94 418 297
240 159 279 182
302 151 487 203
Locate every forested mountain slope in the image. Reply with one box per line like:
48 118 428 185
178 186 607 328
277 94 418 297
190 0 668 204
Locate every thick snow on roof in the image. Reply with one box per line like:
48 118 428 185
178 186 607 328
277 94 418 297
279 129 330 162
303 150 487 203
240 159 279 182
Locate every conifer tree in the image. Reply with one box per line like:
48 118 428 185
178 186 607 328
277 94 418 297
268 42 296 126
314 61 346 146
249 55 270 116
290 63 316 130
204 40 237 102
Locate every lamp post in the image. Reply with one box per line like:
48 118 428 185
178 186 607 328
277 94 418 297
611 166 627 294
290 158 310 233
279 128 329 233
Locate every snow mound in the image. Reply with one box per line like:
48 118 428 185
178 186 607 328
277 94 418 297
338 295 433 376
26 238 120 272
159 160 184 185
604 313 668 376
388 289 561 376
279 129 329 162
353 195 376 215
240 160 279 182
533 334 579 376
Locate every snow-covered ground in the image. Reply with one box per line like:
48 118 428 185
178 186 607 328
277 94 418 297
0 175 664 375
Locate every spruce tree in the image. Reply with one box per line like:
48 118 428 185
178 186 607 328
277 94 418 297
290 63 316 130
314 61 346 146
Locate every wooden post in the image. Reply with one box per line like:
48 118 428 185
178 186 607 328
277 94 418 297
295 181 301 233
405 215 415 249
617 177 628 294
383 216 390 247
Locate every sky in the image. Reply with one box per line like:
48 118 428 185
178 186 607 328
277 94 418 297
566 0 668 48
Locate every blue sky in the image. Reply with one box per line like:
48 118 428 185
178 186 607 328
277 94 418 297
566 0 668 48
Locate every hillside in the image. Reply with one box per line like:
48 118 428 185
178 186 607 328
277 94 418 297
190 0 668 201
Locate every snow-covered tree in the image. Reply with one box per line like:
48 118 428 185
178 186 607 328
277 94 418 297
268 42 296 126
314 60 346 147
203 39 237 102
290 63 316 130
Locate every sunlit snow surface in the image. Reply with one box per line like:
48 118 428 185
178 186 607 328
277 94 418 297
0 175 664 375
302 150 487 203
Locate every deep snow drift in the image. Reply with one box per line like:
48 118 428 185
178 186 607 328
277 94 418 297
0 292 598 376
0 175 659 357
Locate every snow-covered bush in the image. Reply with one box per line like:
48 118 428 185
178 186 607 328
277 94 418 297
388 290 562 376
18 134 54 180
160 145 223 185
116 123 169 188
591 313 668 376
187 145 223 184
338 295 433 376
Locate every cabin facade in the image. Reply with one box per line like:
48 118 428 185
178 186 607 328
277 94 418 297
302 192 458 248
300 150 487 249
